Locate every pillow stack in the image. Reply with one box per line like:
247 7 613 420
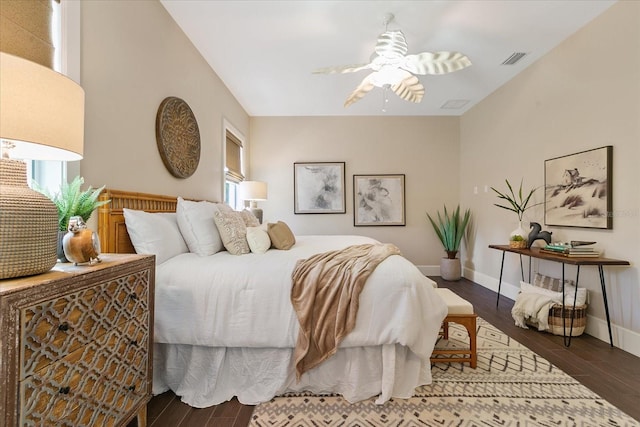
123 196 296 262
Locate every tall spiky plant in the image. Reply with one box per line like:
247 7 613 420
33 176 110 231
426 205 471 259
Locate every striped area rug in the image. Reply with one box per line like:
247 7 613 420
250 318 638 426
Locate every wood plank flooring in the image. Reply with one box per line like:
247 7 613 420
133 277 640 426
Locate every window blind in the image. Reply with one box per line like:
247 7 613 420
225 130 244 182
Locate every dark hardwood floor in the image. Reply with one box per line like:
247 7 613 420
135 277 640 426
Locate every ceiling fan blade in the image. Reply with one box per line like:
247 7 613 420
391 74 425 103
402 51 472 75
313 63 371 74
344 73 375 107
375 30 408 59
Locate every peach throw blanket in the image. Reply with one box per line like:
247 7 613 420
291 243 402 379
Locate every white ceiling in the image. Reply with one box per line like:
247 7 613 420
159 0 616 117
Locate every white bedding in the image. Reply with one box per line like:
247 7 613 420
153 235 447 406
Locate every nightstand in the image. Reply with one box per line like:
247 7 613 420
0 254 155 427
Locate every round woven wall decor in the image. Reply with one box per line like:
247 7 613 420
155 96 201 178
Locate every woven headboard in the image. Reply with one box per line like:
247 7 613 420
97 189 179 254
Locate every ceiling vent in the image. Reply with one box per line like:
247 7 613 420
501 52 527 65
441 99 470 109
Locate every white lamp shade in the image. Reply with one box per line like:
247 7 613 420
0 52 84 160
239 181 268 201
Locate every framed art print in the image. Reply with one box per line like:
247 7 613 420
544 145 612 229
294 162 346 214
353 174 405 226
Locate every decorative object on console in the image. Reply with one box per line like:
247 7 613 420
0 52 84 279
33 176 110 262
294 162 346 214
155 96 201 179
354 174 405 226
239 180 268 224
526 222 552 248
62 216 101 265
491 178 541 245
509 234 527 249
426 205 471 281
314 13 471 108
544 146 612 229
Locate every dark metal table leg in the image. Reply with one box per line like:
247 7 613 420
496 251 506 307
563 265 580 347
599 265 614 347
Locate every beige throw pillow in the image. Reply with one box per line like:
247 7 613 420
213 210 250 255
533 273 575 292
267 221 296 250
239 209 261 227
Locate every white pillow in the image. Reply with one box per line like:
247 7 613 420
123 209 188 264
246 226 271 254
176 197 223 256
520 281 587 306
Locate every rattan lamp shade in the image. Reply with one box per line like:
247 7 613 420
0 53 85 279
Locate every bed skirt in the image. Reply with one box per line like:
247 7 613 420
152 343 431 407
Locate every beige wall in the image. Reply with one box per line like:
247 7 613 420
249 116 460 266
460 1 640 347
79 0 249 201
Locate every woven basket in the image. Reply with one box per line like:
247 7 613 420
0 159 58 279
509 240 527 249
548 304 587 336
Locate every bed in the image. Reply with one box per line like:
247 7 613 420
97 189 447 407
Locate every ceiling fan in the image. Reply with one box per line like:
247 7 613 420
314 13 472 108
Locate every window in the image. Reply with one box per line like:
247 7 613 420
224 129 245 210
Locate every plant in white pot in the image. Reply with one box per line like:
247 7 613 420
491 179 540 247
427 205 471 281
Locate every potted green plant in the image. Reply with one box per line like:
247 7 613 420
426 205 471 281
33 176 110 261
491 179 541 243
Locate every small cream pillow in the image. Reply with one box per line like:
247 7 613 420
267 221 296 250
239 209 261 227
123 209 188 264
246 226 271 254
213 209 250 255
176 197 223 256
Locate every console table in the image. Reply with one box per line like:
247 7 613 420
489 244 630 347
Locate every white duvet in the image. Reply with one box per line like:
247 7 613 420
153 235 447 405
155 235 447 360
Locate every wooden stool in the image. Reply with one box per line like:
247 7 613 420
430 288 477 368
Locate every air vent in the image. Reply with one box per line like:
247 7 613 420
441 99 470 109
501 52 527 65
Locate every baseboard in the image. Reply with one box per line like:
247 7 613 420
417 264 640 358
585 315 640 357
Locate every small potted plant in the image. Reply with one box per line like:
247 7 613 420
34 176 110 261
426 205 471 281
491 179 540 245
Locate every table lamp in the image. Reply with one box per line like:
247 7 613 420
0 52 84 279
239 181 268 224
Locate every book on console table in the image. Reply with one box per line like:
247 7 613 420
539 248 601 257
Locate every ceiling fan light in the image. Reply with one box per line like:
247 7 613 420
370 66 409 87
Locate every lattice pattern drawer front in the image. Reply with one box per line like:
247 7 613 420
20 269 150 379
19 319 149 427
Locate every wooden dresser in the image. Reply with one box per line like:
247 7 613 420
0 254 155 427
